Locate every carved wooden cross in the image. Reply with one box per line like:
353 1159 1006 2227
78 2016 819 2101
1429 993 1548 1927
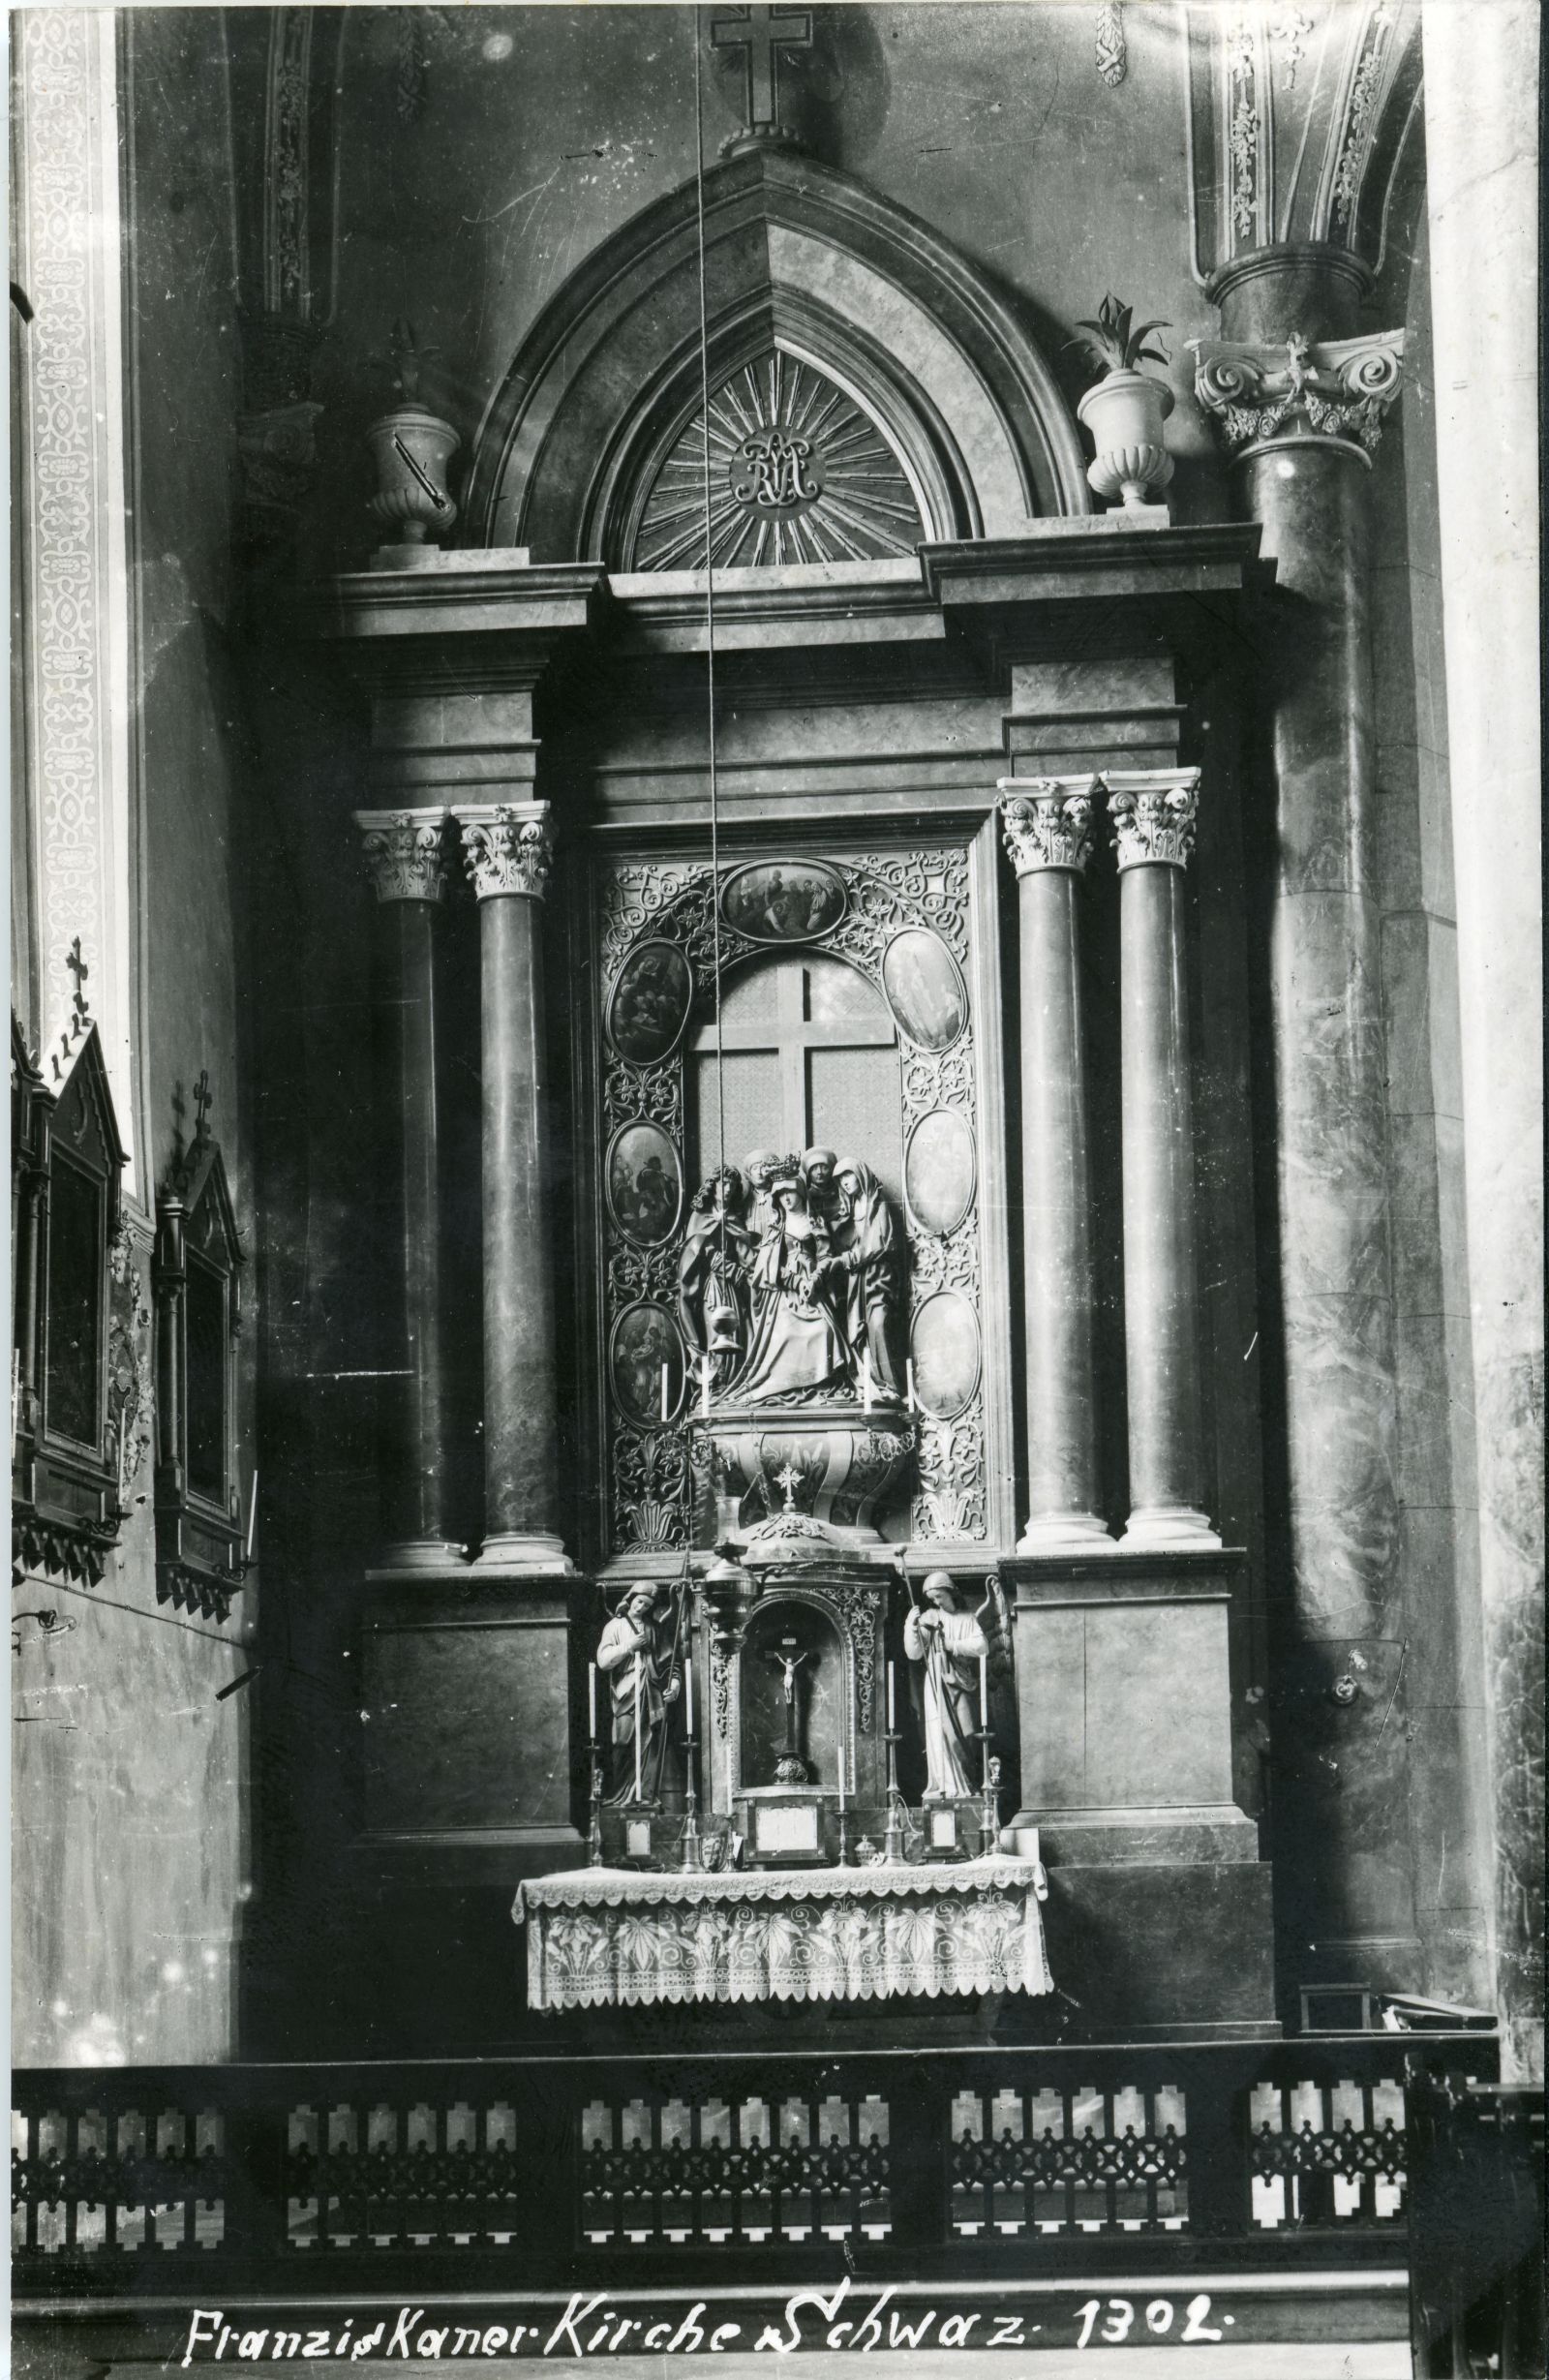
65 935 89 1024
711 4 812 129
193 1067 214 1144
774 1458 802 1511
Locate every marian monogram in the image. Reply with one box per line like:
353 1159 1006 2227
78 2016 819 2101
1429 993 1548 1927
731 425 822 514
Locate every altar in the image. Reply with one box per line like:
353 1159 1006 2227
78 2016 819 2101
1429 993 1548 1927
512 1856 1052 2013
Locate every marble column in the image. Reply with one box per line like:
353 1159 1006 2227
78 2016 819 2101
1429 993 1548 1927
1423 0 1544 2080
998 776 1111 1552
457 802 571 1574
354 808 462 1571
1109 770 1218 1551
1194 253 1413 1981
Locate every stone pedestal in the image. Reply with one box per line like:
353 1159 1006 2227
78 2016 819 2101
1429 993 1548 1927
998 777 1110 1554
354 809 462 1571
1108 772 1219 1551
1007 1549 1274 2036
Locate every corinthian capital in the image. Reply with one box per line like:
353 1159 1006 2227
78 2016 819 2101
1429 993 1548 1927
997 776 1098 875
1187 329 1405 465
354 808 451 903
1106 771 1201 870
457 803 555 901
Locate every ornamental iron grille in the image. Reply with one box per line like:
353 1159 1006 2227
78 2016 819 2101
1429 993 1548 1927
594 847 988 1560
630 353 925 571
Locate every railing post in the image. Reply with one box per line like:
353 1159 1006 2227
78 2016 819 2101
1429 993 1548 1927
1184 2060 1248 2243
887 2054 946 2257
224 2100 291 2269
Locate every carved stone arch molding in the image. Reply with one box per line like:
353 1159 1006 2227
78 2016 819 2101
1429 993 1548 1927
465 147 1090 560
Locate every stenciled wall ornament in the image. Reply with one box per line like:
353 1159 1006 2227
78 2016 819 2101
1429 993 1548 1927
595 847 990 1561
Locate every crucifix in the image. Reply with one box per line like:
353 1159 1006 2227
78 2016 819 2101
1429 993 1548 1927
192 1068 214 1147
711 4 813 133
765 1637 814 1783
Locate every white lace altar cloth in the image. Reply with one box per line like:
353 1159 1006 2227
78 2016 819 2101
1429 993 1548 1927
511 1857 1053 2011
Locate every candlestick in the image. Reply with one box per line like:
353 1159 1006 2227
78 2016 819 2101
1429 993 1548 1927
633 1652 644 1803
245 1468 258 1562
589 1661 598 1738
882 1722 905 1865
587 1734 604 1868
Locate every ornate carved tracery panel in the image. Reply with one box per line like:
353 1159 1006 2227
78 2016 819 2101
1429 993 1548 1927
595 846 988 1558
630 352 925 571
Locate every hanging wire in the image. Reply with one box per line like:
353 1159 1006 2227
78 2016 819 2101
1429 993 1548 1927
692 13 728 1196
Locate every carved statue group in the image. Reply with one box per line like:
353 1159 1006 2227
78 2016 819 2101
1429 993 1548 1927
678 1147 903 1407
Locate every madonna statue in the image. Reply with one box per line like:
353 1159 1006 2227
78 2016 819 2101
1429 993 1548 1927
733 1163 850 1403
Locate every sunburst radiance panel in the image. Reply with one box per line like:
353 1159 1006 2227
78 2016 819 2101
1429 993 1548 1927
631 353 925 570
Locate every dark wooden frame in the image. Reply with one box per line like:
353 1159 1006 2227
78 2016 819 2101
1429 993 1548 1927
11 1015 126 1586
153 1112 245 1621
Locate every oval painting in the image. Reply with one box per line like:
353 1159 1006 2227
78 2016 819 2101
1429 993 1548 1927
720 859 847 945
605 1120 683 1248
906 1109 977 1237
910 1291 982 1420
611 1301 685 1428
882 928 967 1053
607 939 693 1065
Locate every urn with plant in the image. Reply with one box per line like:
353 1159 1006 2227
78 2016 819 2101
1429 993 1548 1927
364 319 460 549
1070 294 1175 511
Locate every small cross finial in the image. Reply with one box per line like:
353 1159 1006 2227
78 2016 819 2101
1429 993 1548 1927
711 4 812 134
65 936 90 1027
193 1068 214 1144
774 1458 802 1512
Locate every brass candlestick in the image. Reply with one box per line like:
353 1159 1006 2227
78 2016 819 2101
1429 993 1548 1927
587 1738 605 1868
978 1734 1000 1852
680 1725 706 1873
882 1726 906 1864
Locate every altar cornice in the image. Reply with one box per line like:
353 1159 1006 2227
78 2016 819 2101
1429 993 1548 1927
313 524 1269 687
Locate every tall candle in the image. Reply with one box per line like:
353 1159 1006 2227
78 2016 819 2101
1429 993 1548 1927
887 1660 896 1731
906 1358 918 1413
979 1653 988 1730
659 1362 670 1421
700 1355 713 1418
838 1744 847 1812
861 1353 873 1412
589 1662 598 1738
684 1637 694 1734
246 1468 258 1561
633 1653 644 1802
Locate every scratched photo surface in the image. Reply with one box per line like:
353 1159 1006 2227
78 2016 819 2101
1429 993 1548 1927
10 3 1541 2375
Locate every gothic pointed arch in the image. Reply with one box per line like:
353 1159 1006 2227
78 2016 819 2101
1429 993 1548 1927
465 146 1089 563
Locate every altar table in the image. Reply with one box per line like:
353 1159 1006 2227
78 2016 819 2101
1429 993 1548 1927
511 1856 1052 2012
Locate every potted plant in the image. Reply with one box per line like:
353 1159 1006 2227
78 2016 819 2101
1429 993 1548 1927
364 320 460 552
1069 293 1174 511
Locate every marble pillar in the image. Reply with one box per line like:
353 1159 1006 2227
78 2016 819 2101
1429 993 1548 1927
1423 0 1544 2080
355 808 462 1571
998 776 1111 1551
1108 771 1219 1550
457 802 571 1574
1194 252 1415 1983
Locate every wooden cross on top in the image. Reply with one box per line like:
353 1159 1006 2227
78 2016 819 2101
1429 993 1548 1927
192 1067 214 1146
65 935 90 1027
712 4 812 133
774 1458 803 1512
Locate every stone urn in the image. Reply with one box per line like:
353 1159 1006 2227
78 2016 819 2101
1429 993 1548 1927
365 408 460 547
364 320 459 550
1077 369 1175 509
1069 294 1175 511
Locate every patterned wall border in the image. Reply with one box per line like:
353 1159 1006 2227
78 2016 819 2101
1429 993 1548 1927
14 9 137 1195
594 845 990 1560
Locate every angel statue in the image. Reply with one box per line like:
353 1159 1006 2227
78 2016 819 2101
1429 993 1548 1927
903 1571 988 1801
596 1582 680 1806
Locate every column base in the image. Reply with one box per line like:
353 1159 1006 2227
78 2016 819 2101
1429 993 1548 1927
1118 1505 1222 1551
369 1539 469 1576
471 1531 575 1575
1017 1511 1118 1555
